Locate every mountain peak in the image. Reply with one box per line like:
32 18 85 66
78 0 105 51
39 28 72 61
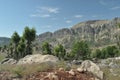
37 17 120 49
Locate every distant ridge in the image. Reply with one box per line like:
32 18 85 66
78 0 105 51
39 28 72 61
0 37 10 46
36 17 120 50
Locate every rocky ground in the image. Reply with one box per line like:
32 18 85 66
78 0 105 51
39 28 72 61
0 69 95 80
25 69 95 80
1 54 120 80
0 54 103 80
98 57 120 80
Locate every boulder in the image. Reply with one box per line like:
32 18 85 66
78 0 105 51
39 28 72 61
17 54 59 65
109 62 120 68
77 60 104 80
0 58 17 64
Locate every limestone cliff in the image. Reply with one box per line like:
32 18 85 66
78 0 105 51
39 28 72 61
36 18 120 49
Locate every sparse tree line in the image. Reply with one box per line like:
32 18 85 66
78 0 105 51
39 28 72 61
41 40 120 60
1 27 36 60
0 26 120 61
27 40 91 60
90 46 120 59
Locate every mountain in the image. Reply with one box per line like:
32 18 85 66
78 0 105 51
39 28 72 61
0 37 10 47
36 17 120 49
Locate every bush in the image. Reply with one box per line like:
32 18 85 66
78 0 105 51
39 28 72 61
71 40 90 60
54 44 66 60
90 49 101 58
92 46 120 59
42 42 52 55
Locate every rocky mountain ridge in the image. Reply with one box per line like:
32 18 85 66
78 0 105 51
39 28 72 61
37 17 120 49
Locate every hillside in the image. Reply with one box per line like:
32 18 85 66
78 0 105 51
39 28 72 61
36 17 120 49
0 37 10 47
1 18 120 49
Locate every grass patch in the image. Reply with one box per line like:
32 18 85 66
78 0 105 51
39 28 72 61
0 63 53 78
0 60 71 77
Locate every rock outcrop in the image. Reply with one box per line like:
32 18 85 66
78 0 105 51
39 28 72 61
0 58 17 64
17 54 59 65
77 60 104 80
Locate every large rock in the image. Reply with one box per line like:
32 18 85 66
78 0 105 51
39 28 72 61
77 60 104 80
17 54 59 65
0 58 17 64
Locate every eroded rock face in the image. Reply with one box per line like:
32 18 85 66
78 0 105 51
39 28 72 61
77 60 104 80
37 18 120 49
17 54 59 65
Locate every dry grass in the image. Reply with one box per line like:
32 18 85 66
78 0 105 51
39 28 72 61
0 61 71 78
0 63 53 78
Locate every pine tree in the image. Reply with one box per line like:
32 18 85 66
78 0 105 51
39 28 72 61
23 27 36 55
11 31 20 59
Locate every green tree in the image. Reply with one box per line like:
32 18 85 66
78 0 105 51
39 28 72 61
42 42 52 55
23 27 36 55
11 32 20 46
17 38 26 59
71 40 90 60
98 46 119 59
11 32 20 59
54 44 66 60
7 42 14 58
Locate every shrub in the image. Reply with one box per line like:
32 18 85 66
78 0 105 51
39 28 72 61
54 44 66 60
71 40 90 60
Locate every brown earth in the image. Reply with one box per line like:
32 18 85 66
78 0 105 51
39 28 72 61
25 69 95 80
0 69 95 80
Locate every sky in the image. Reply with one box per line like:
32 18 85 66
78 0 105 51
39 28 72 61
0 0 120 37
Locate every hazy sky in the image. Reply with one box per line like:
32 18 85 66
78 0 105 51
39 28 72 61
0 0 120 37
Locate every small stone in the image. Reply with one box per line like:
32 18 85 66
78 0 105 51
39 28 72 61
69 69 75 76
46 72 59 80
77 68 84 73
59 68 65 71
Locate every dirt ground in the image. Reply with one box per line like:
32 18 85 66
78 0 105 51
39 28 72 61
0 69 95 80
25 69 95 80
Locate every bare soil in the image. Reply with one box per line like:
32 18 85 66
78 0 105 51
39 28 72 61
0 69 95 80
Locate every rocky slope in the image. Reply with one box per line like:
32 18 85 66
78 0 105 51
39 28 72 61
36 17 120 49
